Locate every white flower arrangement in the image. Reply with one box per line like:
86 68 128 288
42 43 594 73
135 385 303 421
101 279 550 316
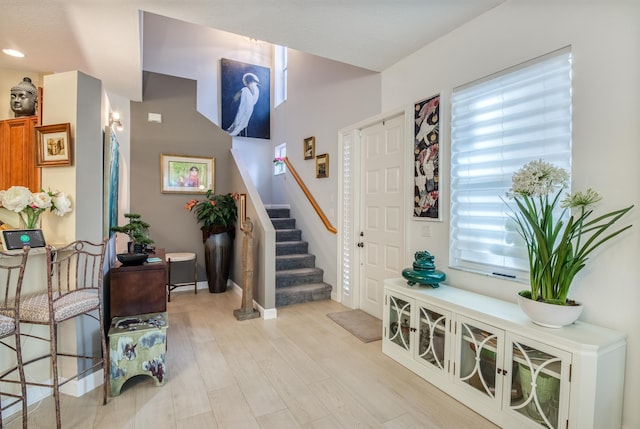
0 185 72 228
506 160 633 305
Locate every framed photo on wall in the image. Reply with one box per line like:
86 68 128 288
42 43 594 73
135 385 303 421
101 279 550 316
35 123 72 167
303 136 315 160
413 94 441 221
316 153 329 178
160 153 214 194
239 193 247 229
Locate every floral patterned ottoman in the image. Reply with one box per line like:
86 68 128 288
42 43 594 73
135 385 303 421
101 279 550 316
108 312 168 396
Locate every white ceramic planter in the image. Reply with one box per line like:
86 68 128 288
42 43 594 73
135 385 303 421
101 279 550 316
517 294 583 328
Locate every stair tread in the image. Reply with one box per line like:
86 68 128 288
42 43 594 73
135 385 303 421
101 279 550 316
276 254 313 259
276 282 332 293
276 267 323 275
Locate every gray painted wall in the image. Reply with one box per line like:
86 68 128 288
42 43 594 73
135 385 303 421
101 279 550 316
130 71 235 285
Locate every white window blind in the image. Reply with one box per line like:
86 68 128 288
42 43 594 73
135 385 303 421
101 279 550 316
450 47 572 281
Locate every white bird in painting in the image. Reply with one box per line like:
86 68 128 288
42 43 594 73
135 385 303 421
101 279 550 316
227 73 260 136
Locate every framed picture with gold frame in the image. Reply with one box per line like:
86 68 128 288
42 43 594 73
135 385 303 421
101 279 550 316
160 153 214 194
303 136 315 160
316 153 329 178
35 123 72 167
239 193 247 228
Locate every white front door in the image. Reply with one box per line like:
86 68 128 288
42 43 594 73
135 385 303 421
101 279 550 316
359 114 405 319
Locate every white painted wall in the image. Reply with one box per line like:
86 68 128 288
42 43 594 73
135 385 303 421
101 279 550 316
142 12 272 127
42 71 103 246
381 1 640 427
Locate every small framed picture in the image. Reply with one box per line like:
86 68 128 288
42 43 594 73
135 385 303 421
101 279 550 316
239 193 247 228
35 123 72 167
303 136 315 160
160 153 214 194
316 153 329 178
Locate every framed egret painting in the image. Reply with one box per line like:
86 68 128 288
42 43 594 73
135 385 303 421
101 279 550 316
220 58 271 139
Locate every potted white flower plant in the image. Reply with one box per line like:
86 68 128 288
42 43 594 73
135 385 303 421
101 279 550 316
506 160 633 326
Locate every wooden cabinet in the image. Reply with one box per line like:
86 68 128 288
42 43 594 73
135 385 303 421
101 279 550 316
0 116 40 192
107 250 167 323
383 278 626 429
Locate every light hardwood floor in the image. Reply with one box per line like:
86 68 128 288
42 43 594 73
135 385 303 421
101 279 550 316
7 290 499 428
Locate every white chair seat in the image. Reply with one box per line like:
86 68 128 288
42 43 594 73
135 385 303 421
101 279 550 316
0 314 16 337
21 290 99 323
167 252 197 301
166 252 196 262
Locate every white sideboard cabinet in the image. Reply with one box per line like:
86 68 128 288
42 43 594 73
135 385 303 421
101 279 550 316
382 278 626 429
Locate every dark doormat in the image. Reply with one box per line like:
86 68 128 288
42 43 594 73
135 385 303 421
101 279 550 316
327 309 382 343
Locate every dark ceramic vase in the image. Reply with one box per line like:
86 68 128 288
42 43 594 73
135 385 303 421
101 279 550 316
202 226 234 293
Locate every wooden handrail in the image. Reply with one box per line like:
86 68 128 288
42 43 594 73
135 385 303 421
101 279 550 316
283 156 337 234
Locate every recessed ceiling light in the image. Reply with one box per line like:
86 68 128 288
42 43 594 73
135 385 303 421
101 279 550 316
3 49 25 58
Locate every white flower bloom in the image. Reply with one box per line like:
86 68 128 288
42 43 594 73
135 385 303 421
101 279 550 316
30 192 53 209
509 159 568 198
51 192 72 216
1 186 31 212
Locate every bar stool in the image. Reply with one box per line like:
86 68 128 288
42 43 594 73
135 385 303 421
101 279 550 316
166 252 197 302
19 239 108 429
0 246 29 429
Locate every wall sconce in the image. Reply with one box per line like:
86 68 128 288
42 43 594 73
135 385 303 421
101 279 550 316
109 112 123 131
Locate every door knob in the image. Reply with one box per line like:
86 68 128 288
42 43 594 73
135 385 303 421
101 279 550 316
357 242 364 247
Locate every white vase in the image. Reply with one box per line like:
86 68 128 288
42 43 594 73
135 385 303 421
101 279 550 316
517 294 583 328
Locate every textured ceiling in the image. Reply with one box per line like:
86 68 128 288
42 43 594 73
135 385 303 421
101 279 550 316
0 0 503 101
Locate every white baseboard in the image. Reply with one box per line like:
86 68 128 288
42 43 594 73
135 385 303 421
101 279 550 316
3 370 103 420
59 369 104 397
229 280 277 319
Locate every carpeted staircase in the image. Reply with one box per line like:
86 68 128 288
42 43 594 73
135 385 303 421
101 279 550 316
267 208 332 306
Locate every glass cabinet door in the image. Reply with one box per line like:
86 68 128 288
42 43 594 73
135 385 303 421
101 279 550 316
505 335 570 429
416 303 449 373
386 293 412 351
456 317 504 403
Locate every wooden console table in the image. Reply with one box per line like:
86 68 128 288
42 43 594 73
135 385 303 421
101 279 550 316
107 249 167 323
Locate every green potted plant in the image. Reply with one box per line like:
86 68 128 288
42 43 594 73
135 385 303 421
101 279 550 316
185 190 238 236
185 190 239 293
111 213 154 254
505 160 633 327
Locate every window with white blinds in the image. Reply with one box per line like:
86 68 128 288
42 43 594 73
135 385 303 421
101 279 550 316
449 47 572 281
